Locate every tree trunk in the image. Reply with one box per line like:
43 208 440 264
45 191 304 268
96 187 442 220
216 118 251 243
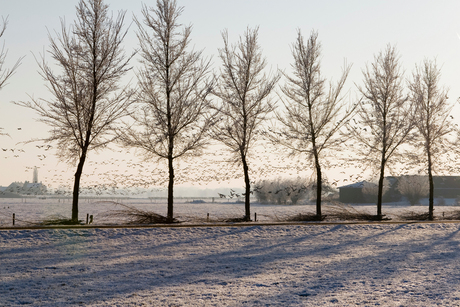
72 150 87 222
377 159 385 219
314 153 322 218
427 151 434 220
242 154 251 221
167 155 174 222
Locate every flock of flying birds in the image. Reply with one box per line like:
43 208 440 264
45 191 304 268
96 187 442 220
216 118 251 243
6 123 458 198
0 130 368 198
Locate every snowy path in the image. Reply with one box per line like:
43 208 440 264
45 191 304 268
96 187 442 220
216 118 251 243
2 223 460 306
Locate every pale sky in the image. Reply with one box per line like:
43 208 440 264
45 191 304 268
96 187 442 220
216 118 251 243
1 0 460 191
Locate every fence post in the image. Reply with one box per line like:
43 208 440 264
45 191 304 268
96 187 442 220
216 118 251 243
13 213 15 226
254 212 257 222
207 213 209 222
86 213 89 225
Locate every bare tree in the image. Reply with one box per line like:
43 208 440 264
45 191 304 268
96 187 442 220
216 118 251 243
118 0 214 222
212 27 279 221
0 16 22 90
15 0 133 222
349 45 415 219
397 175 429 205
409 59 454 219
272 30 354 219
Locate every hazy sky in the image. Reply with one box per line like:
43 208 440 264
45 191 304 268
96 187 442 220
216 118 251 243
1 0 460 190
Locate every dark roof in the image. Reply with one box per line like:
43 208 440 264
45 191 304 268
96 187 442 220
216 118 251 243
339 176 460 190
339 181 366 189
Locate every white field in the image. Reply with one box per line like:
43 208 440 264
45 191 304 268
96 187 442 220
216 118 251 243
2 198 460 306
1 197 459 227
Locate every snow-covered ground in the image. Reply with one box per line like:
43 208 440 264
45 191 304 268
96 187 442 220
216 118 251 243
1 197 459 227
2 198 460 306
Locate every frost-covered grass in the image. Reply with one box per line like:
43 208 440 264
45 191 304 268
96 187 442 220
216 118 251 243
1 197 460 226
2 198 460 306
2 223 460 306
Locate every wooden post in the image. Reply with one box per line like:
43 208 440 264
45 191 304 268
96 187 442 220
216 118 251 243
89 215 93 224
12 213 15 226
86 213 89 225
207 213 209 222
254 212 257 222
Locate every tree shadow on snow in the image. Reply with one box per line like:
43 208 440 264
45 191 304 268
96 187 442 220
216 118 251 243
2 224 460 305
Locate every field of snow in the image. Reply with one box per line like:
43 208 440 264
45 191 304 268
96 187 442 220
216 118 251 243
1 197 459 227
2 198 460 306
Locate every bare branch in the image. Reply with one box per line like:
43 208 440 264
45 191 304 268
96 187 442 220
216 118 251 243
0 16 23 90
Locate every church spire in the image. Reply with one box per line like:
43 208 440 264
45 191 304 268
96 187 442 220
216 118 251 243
33 167 38 183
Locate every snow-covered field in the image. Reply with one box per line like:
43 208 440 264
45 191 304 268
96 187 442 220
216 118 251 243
2 198 460 306
1 197 459 227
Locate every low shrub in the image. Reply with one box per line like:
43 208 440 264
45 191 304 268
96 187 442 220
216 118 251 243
397 211 432 221
397 175 429 205
324 203 390 221
439 210 460 220
285 213 325 222
107 203 179 224
40 215 83 225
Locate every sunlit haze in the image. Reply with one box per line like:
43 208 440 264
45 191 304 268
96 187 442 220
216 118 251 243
1 0 460 194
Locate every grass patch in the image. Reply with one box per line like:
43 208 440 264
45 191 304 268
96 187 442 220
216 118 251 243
225 216 252 222
40 215 83 225
439 210 460 221
285 213 325 222
324 203 391 221
397 211 432 221
106 202 179 224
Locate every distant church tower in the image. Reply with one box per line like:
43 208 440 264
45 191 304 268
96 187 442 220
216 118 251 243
33 167 38 184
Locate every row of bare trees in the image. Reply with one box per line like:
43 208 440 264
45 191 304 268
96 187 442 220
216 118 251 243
3 0 458 223
350 47 456 220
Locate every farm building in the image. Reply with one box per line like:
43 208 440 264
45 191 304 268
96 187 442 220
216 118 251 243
338 181 366 203
339 176 460 203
